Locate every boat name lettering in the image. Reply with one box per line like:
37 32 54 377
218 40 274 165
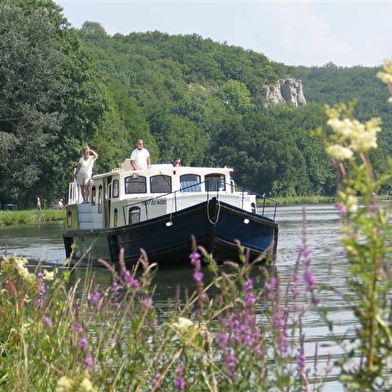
145 199 167 205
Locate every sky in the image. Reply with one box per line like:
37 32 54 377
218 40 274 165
55 1 392 68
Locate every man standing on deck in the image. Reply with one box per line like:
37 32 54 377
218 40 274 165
130 139 151 170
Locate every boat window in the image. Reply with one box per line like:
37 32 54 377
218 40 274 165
150 175 172 193
180 174 201 192
91 186 96 206
205 174 226 192
113 208 118 227
129 207 140 224
67 211 72 228
125 175 147 194
98 185 103 213
112 179 119 198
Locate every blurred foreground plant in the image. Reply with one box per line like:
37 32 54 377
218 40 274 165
314 60 392 391
0 236 328 392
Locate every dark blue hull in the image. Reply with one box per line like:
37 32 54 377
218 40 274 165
63 198 278 269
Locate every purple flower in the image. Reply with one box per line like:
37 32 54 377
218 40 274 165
175 376 186 391
217 332 229 348
111 280 120 294
335 201 347 216
90 290 101 303
193 271 203 283
225 354 236 376
73 322 84 335
304 267 316 292
78 337 89 350
152 373 161 389
84 356 94 369
175 365 186 391
141 295 154 310
189 251 201 268
42 315 52 326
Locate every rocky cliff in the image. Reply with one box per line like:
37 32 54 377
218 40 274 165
262 78 306 107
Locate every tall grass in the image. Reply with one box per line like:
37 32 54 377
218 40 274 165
0 210 65 227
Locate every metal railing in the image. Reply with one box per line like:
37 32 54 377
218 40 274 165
120 180 278 225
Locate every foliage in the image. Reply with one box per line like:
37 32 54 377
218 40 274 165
0 241 327 392
2 1 392 207
0 210 65 227
313 60 392 391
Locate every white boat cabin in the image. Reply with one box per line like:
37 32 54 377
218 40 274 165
65 160 258 231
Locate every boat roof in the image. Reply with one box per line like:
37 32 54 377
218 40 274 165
93 160 234 180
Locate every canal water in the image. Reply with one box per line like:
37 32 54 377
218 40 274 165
0 204 348 391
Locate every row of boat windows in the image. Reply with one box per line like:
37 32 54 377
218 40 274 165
112 173 227 197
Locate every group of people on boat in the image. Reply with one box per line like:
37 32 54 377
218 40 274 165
73 139 182 203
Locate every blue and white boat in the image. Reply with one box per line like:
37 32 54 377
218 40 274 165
63 160 279 269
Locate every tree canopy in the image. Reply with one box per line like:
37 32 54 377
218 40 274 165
1 1 391 208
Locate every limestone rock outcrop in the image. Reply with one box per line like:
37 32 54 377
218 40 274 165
261 78 306 107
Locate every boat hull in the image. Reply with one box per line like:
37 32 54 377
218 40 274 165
63 198 278 269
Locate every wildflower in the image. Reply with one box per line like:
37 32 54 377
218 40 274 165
303 267 316 292
120 266 140 289
111 280 120 294
43 315 52 326
74 322 84 335
189 251 201 268
84 356 94 369
327 144 353 160
140 295 154 310
78 337 89 350
244 278 256 306
175 376 186 391
56 376 73 391
80 377 95 391
175 364 186 391
193 271 203 282
335 201 347 216
152 373 162 389
377 60 392 84
43 269 55 280
89 290 102 310
266 276 279 300
225 354 236 377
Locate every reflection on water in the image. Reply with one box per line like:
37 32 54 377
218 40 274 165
1 204 350 391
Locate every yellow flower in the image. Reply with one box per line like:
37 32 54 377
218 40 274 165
80 378 95 391
327 145 353 160
56 376 73 391
43 269 56 281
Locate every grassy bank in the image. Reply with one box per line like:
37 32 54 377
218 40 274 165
0 209 66 227
274 195 337 205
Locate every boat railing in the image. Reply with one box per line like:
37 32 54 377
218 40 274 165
232 184 278 220
120 180 278 223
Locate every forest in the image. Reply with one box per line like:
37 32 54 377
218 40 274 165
1 0 391 208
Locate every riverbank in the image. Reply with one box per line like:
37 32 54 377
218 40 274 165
0 196 337 227
0 209 66 227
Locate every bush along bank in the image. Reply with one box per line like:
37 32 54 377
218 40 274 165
0 209 65 227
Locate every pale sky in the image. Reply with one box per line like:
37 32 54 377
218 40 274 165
55 1 392 67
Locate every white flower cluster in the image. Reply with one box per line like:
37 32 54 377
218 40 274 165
326 112 381 161
377 59 392 103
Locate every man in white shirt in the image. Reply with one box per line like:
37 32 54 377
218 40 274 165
130 139 151 170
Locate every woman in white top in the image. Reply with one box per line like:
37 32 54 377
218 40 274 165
130 139 151 170
74 146 98 202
